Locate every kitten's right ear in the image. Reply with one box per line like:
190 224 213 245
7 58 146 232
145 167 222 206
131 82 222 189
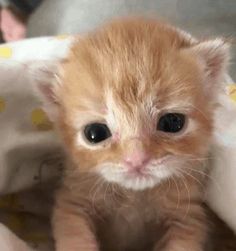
30 61 63 122
187 38 230 85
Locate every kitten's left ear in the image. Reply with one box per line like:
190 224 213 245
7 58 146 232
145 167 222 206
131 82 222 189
187 38 230 85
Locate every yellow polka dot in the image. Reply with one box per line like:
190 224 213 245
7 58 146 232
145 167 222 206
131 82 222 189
0 97 5 112
227 84 236 103
56 34 70 40
31 108 53 131
0 47 12 58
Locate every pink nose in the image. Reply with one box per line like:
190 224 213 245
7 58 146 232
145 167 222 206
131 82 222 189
124 151 150 170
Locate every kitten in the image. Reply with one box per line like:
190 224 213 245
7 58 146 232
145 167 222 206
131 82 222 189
38 18 230 251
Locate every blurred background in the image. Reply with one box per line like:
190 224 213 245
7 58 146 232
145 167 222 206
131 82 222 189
1 0 236 78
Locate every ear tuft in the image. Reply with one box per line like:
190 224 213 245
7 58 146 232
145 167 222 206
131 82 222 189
191 38 230 82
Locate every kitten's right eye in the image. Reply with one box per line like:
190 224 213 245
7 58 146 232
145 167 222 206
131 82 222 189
84 123 111 144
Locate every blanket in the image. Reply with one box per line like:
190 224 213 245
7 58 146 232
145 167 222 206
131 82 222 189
0 36 235 250
0 36 72 251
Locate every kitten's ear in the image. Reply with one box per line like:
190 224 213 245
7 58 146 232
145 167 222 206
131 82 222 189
30 61 63 121
188 38 230 85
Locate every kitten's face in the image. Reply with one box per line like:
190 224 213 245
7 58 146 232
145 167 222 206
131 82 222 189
47 19 228 190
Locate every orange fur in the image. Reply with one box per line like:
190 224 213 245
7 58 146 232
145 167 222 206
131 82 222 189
42 18 230 251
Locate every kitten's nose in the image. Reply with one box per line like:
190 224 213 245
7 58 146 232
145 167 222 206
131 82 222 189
124 151 150 170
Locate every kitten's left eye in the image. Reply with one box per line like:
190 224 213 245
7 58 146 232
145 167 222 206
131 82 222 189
157 113 185 133
84 123 111 144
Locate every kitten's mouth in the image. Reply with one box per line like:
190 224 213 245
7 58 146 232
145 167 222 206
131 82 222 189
118 168 158 190
125 168 151 178
122 174 157 190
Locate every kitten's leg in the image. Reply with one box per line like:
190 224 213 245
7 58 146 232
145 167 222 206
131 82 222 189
153 208 207 251
53 201 99 251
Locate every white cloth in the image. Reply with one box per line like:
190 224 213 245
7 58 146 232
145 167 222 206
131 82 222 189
0 36 73 251
206 76 236 233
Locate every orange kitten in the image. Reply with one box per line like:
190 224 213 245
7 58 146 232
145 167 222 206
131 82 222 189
38 18 229 251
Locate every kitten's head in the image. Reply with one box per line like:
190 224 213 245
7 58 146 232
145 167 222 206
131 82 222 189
38 18 230 190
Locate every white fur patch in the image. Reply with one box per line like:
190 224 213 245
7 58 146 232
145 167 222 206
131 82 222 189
97 155 183 191
98 163 159 190
105 92 118 132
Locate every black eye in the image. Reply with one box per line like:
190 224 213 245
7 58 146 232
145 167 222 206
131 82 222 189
157 113 185 133
84 123 111 144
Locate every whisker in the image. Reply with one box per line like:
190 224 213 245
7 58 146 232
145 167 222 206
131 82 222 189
180 153 213 161
185 167 221 193
178 173 191 218
91 178 106 220
188 104 210 122
180 169 205 189
109 183 133 210
170 176 180 211
165 177 171 198
103 182 110 205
